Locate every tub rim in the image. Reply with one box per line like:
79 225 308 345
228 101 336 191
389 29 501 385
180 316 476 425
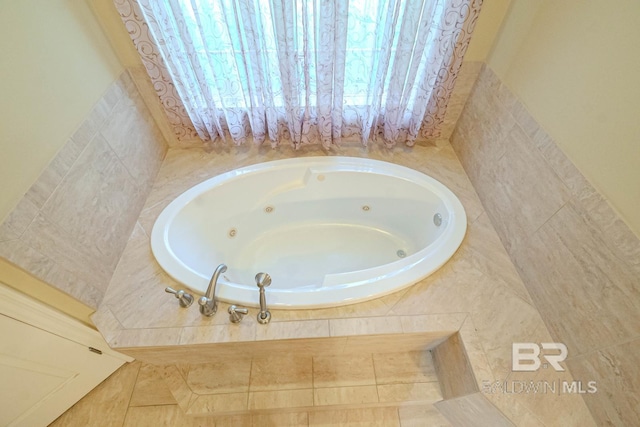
151 156 467 308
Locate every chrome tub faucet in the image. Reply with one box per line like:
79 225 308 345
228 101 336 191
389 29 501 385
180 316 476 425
165 286 194 307
228 305 249 323
198 263 227 316
255 272 271 324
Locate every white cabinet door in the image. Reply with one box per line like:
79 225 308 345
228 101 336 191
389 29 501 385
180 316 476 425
0 285 131 427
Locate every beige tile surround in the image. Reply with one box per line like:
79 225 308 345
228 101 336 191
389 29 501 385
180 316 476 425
451 64 640 426
160 351 443 415
0 71 167 308
8 58 617 425
91 124 595 424
51 332 483 425
53 355 453 427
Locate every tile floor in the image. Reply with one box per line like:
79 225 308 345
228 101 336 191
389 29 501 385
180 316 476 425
50 351 452 426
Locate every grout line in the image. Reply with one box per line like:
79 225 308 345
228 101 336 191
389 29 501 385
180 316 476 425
249 385 316 393
371 353 382 405
371 353 379 385
461 314 501 385
310 355 315 402
121 361 143 427
180 363 190 384
237 355 253 410
29 144 79 219
248 357 255 396
528 198 568 241
101 125 143 191
564 334 640 363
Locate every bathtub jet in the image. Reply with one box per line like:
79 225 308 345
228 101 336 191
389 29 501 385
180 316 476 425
151 156 467 309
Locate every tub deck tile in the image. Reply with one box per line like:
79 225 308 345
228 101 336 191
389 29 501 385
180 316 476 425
329 316 403 337
90 140 595 425
254 319 330 341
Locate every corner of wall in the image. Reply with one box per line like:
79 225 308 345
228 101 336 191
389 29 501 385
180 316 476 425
485 0 544 80
450 64 640 426
0 259 95 328
0 70 168 311
88 0 185 148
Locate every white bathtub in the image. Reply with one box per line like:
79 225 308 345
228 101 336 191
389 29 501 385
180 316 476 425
151 157 466 309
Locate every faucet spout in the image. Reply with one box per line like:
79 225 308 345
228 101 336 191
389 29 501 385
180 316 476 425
198 263 227 316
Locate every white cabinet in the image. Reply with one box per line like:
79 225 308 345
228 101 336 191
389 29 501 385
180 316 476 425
0 284 131 427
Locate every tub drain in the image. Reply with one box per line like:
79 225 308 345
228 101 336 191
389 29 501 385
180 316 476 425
433 213 443 227
397 249 406 258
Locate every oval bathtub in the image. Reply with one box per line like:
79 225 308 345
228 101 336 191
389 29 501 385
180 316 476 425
151 157 466 309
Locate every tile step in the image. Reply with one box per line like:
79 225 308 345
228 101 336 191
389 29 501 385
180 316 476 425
182 393 444 418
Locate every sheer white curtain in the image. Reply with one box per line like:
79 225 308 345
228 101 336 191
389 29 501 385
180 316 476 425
116 0 482 148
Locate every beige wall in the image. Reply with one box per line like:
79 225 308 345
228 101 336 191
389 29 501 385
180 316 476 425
487 0 640 236
464 0 512 62
88 0 142 68
451 63 640 427
0 0 123 223
0 70 168 311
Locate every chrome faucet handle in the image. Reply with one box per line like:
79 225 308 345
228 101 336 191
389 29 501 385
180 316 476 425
165 287 194 308
255 272 271 324
199 263 227 317
228 305 249 323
